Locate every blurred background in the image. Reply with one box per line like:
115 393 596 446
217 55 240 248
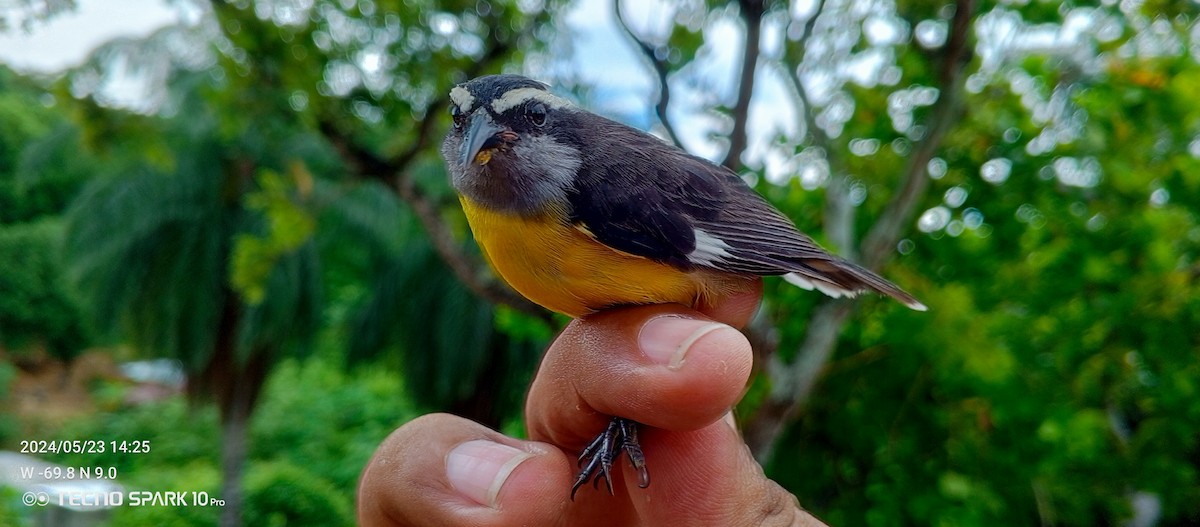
0 0 1197 525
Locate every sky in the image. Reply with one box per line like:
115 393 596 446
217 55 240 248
0 0 179 72
0 0 839 176
559 0 802 166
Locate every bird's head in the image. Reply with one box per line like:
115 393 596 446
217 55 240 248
440 74 583 216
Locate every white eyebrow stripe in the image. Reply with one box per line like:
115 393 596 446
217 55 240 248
491 87 572 113
449 86 475 111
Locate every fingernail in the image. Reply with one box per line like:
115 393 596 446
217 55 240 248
446 440 533 508
723 410 738 432
639 316 735 369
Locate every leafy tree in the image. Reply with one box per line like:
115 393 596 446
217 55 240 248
0 67 91 358
320 179 546 422
196 0 564 428
62 73 324 525
38 354 415 525
35 2 562 525
7 0 1199 524
0 220 88 359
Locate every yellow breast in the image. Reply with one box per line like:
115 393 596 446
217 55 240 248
460 197 712 317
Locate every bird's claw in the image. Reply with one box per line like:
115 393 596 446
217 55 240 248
570 417 649 499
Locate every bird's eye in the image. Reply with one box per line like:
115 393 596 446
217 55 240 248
450 105 465 130
525 102 547 127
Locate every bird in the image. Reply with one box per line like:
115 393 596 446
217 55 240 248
440 73 926 498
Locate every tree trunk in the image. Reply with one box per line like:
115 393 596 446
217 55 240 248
191 294 271 527
723 0 765 171
214 347 270 527
219 388 251 527
742 0 977 463
744 300 855 461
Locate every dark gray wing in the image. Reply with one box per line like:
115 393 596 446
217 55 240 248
566 118 925 310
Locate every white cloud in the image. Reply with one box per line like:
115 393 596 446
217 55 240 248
0 0 179 73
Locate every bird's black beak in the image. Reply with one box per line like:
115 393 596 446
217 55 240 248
461 113 507 167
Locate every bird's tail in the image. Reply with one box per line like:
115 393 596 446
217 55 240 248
783 258 927 311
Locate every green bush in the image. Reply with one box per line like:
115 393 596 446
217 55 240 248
0 361 16 445
48 399 219 474
0 486 30 527
0 219 89 360
243 461 352 527
251 357 417 491
29 355 415 525
107 463 220 527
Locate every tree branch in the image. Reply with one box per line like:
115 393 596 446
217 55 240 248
782 0 826 151
389 36 518 172
613 0 681 147
861 0 974 269
319 120 549 321
778 0 857 257
722 0 766 171
744 0 976 463
746 299 855 459
316 31 553 322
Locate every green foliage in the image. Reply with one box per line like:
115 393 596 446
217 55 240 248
0 486 29 527
0 69 54 174
34 354 411 525
64 164 229 371
230 168 318 305
243 461 353 527
0 68 89 224
57 89 327 520
315 178 548 420
4 0 1199 525
250 357 417 491
0 361 15 445
760 9 1200 523
344 239 495 405
49 400 219 473
108 464 221 527
207 0 558 159
0 219 88 358
0 68 92 358
62 86 325 373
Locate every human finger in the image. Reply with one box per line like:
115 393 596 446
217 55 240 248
525 303 753 455
357 413 577 527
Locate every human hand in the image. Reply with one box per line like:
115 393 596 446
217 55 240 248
357 282 827 526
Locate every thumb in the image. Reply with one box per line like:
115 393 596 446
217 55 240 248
358 413 574 526
612 412 829 527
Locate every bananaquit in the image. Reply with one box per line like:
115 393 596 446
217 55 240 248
441 74 926 497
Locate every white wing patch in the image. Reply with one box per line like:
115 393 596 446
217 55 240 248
449 86 475 111
491 87 572 113
689 229 734 266
783 273 862 299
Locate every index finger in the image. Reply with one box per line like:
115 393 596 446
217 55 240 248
695 279 763 329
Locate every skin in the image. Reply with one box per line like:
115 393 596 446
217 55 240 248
357 282 830 527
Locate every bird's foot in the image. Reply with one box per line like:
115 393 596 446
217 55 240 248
570 417 650 499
